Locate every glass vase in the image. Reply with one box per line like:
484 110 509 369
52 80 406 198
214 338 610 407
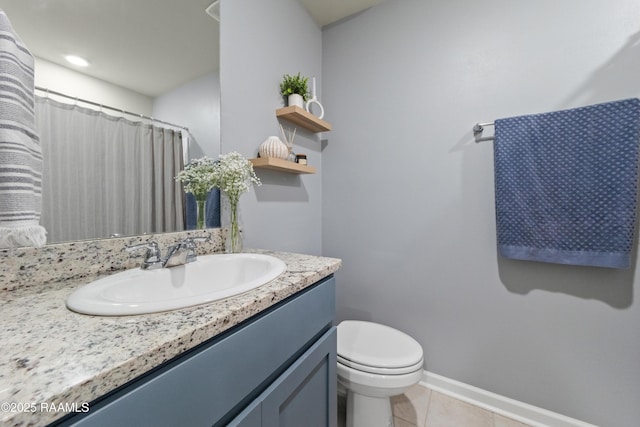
225 195 242 253
286 146 296 162
196 197 206 229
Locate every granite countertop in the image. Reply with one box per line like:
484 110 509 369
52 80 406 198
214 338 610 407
0 250 341 427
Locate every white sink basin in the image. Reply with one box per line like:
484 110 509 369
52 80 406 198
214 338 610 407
66 253 286 316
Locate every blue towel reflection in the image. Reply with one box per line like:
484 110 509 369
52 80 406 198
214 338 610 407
185 189 221 229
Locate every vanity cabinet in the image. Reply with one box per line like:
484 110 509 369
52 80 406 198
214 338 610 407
54 276 336 427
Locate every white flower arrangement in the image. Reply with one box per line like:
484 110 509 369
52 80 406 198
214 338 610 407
212 151 261 202
175 153 260 200
174 157 216 200
212 152 260 253
175 152 259 251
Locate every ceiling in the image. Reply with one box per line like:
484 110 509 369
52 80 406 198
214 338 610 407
302 0 385 27
0 0 383 97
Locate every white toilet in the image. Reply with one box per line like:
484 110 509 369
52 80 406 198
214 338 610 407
337 320 424 427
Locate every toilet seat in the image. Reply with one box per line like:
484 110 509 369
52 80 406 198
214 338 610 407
338 354 424 375
337 320 424 375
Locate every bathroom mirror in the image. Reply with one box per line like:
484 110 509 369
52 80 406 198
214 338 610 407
0 0 221 246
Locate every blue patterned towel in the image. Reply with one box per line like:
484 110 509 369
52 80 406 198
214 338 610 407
494 99 640 269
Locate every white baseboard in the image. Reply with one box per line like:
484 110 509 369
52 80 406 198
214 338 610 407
421 371 599 427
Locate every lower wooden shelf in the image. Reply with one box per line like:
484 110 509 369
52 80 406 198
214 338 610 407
250 157 316 174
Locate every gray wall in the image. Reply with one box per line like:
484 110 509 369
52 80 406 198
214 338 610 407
322 1 640 426
220 0 323 255
153 72 221 159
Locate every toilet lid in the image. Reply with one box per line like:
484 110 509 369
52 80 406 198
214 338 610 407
337 321 423 373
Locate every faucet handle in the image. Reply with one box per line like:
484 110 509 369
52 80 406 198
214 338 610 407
125 241 162 269
182 236 210 263
182 236 211 246
125 241 160 259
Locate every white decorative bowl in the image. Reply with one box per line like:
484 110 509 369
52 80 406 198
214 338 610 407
259 136 288 159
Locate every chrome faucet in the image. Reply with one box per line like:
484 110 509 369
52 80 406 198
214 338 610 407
162 242 190 268
126 237 210 270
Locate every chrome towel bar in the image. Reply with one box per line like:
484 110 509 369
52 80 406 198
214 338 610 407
473 122 495 143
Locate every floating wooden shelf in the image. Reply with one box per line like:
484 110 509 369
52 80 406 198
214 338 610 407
250 157 317 174
276 106 332 133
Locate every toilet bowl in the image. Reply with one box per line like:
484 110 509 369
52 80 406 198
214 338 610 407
337 320 424 427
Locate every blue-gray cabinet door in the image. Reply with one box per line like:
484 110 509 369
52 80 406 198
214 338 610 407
227 400 261 427
228 327 337 427
261 327 337 427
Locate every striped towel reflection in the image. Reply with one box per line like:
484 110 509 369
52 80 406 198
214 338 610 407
0 9 46 247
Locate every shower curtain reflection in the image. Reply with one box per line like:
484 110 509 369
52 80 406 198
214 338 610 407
36 97 185 243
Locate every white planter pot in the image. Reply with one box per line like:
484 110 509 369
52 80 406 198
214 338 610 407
288 94 304 108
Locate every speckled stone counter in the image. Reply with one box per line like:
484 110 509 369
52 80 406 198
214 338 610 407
0 229 225 297
0 234 341 427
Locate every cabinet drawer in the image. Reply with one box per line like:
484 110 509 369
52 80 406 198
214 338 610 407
57 276 335 427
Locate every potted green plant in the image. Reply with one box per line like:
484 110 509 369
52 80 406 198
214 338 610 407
280 73 309 108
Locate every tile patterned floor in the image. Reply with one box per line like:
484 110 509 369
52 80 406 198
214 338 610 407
338 384 534 427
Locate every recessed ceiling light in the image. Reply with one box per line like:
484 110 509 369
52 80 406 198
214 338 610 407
65 55 89 67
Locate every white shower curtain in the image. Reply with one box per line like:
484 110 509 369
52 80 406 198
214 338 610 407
35 96 185 243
